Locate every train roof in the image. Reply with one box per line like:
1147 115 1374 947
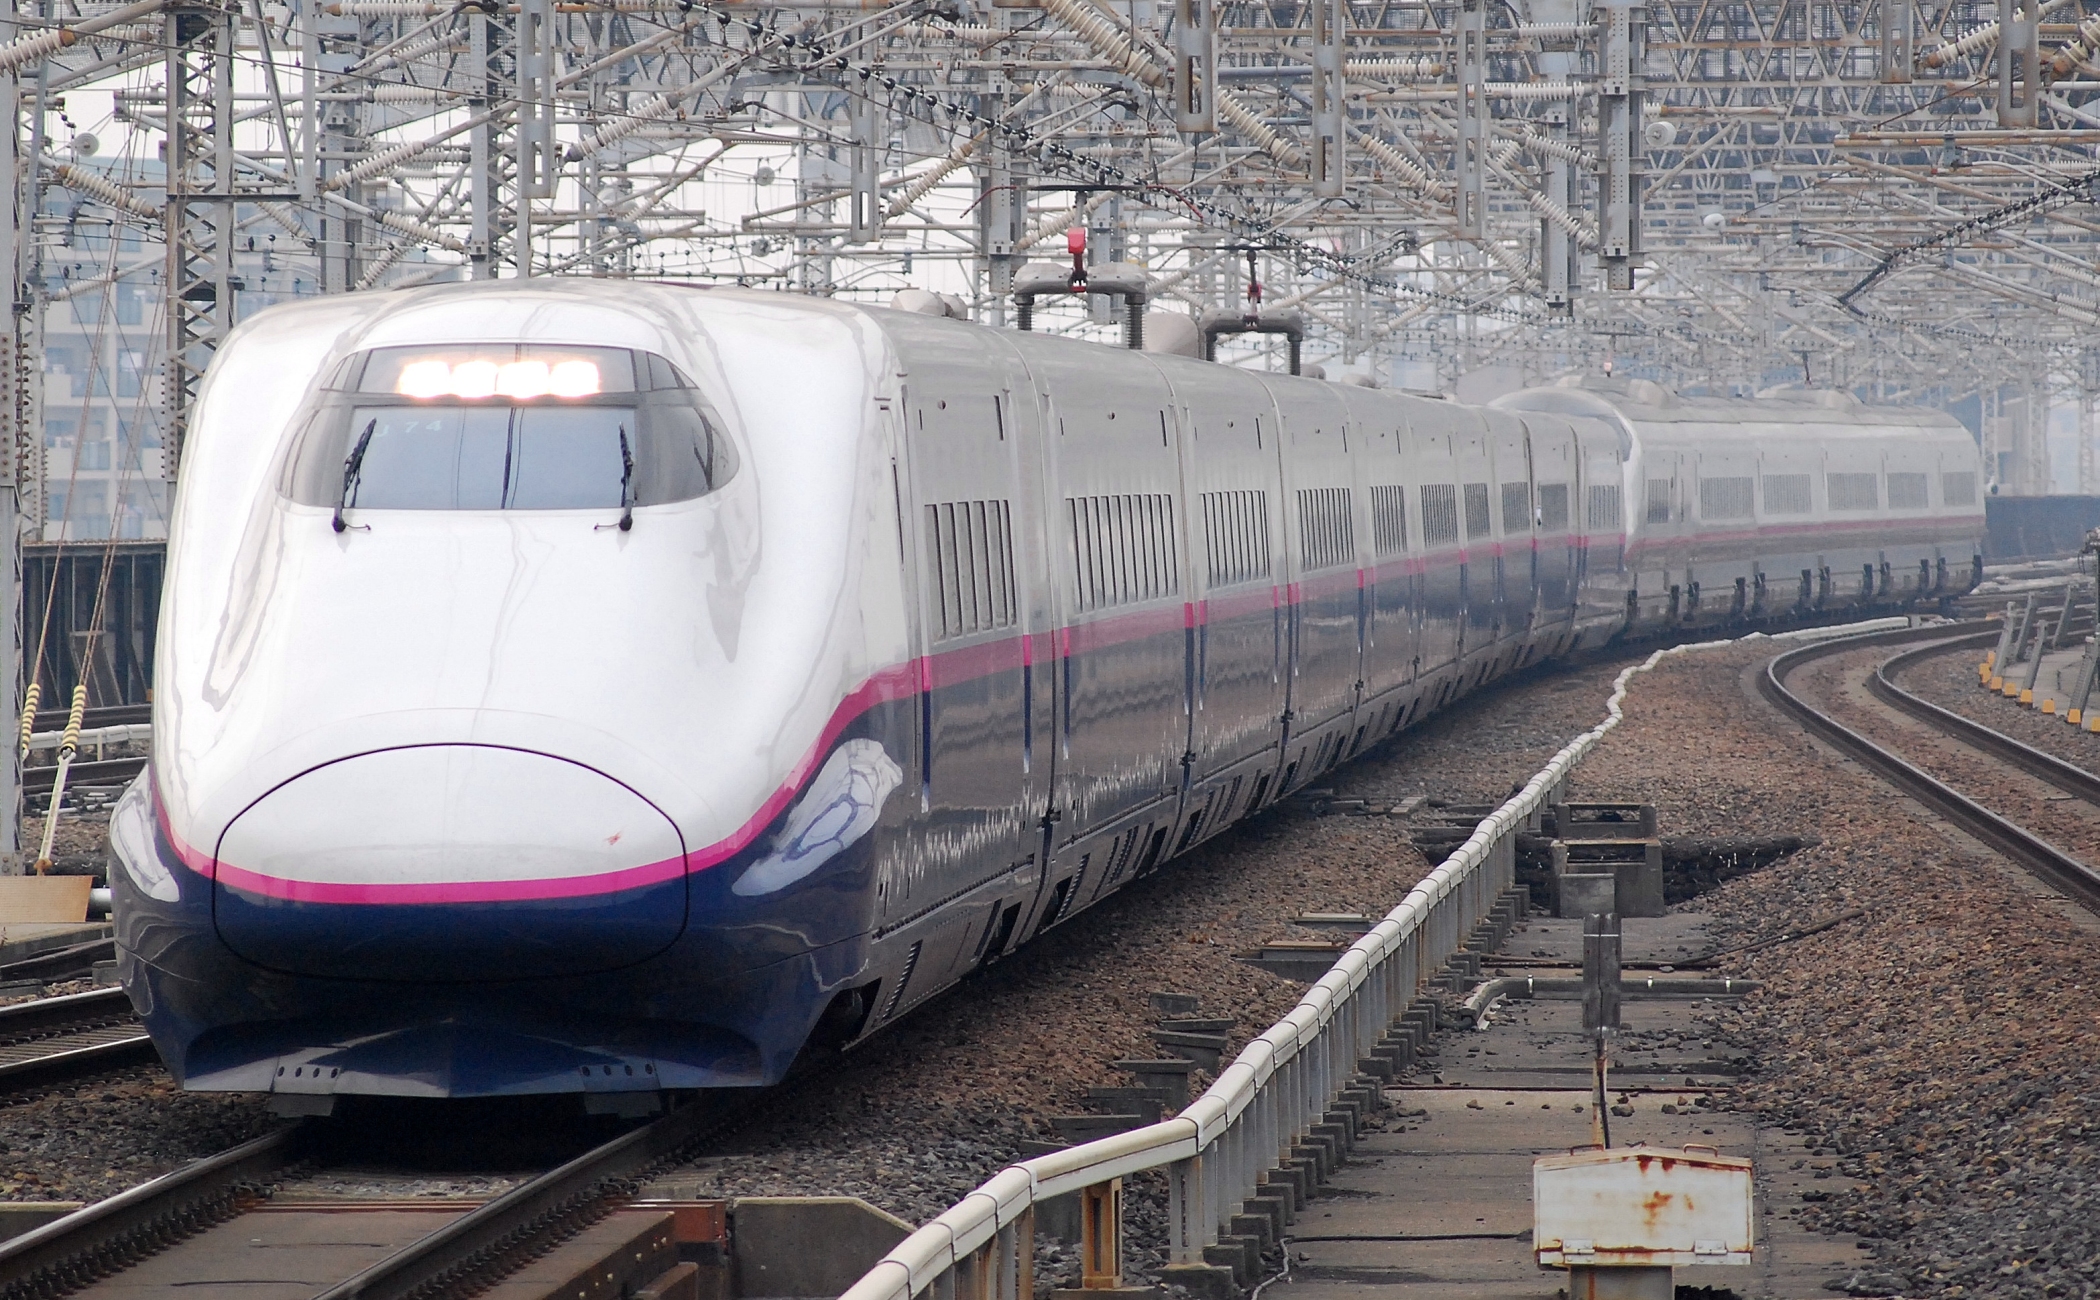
1493 375 1971 434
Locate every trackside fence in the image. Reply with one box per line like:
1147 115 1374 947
837 632 1821 1300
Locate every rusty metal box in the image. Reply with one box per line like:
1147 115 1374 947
1533 1144 1754 1268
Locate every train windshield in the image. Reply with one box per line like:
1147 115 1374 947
284 345 734 511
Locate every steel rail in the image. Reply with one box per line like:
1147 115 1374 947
0 1127 311 1299
0 1087 722 1299
314 1095 735 1300
0 1031 157 1088
22 756 146 793
1759 623 2100 914
0 936 119 985
0 986 156 1092
1870 632 2100 805
0 985 131 1035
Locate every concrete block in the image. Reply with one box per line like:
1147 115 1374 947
1290 1149 1325 1187
1612 849 1666 919
1157 1263 1237 1300
1053 1287 1157 1300
1557 871 1616 919
1356 1055 1394 1080
1248 1185 1293 1228
1203 1238 1255 1283
1230 1210 1275 1252
729 1197 913 1299
1261 1166 1305 1210
1313 1121 1351 1157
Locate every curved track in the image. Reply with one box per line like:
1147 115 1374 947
1758 622 2100 914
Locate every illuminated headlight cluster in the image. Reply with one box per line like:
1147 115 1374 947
396 357 602 400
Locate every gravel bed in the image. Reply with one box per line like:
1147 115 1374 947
1793 644 2100 865
648 651 1645 1281
1901 646 2100 773
1570 637 2100 1300
0 1074 278 1203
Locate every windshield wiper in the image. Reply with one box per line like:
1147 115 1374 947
617 424 635 531
333 418 377 534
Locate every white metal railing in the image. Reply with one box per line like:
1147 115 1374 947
839 628 1854 1300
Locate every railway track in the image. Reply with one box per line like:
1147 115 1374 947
1759 621 2100 914
0 1082 773 1299
0 988 155 1094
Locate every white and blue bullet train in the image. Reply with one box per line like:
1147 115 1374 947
107 280 1982 1110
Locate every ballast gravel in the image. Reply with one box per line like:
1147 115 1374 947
1570 637 2100 1300
1904 644 2100 773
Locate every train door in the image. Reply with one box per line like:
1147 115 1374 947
1268 378 1361 789
1452 407 1498 684
1337 387 1417 736
1569 414 1630 643
1171 363 1289 809
1024 339 1189 919
1408 398 1467 698
1484 408 1535 666
1633 443 1686 627
888 322 1034 945
1525 413 1579 645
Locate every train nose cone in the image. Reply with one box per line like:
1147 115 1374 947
210 745 688 982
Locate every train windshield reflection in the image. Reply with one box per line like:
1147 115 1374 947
345 405 634 510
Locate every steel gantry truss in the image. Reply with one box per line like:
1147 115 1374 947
7 0 2100 495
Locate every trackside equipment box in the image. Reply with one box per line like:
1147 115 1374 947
1534 1144 1754 1268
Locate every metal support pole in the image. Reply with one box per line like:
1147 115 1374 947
165 1 239 476
1173 0 1215 134
1880 0 1913 81
2082 386 2098 495
1543 108 1575 311
1456 0 1487 235
1594 0 1645 290
469 9 495 277
516 0 555 273
1999 0 2040 127
848 93 882 244
1312 0 1345 198
0 12 23 862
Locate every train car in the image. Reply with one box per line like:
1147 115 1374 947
105 280 1983 1113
